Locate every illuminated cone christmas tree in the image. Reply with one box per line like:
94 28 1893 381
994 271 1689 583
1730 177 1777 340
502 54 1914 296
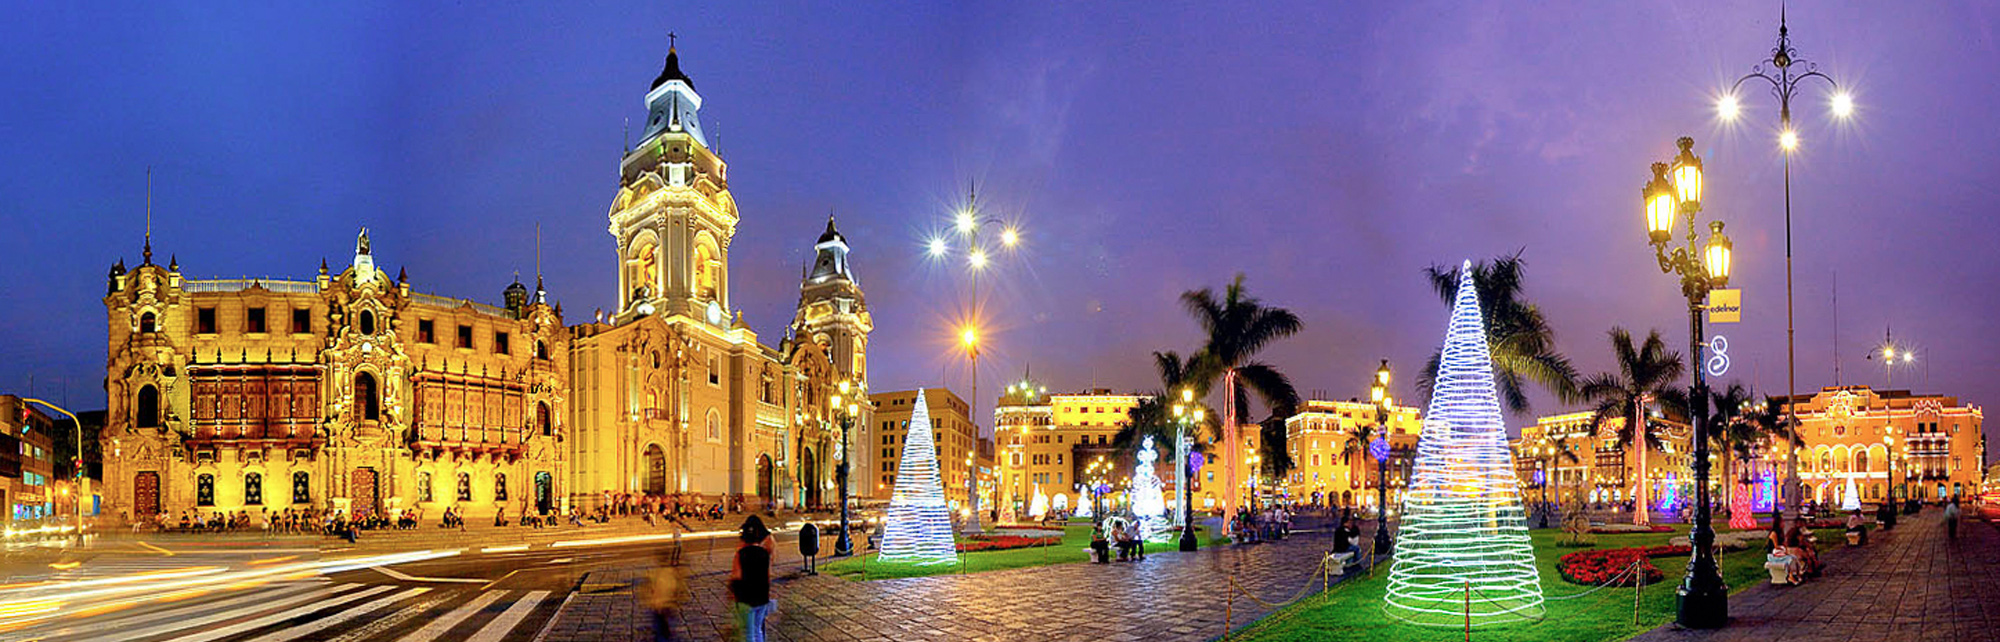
878 390 958 564
1385 261 1544 626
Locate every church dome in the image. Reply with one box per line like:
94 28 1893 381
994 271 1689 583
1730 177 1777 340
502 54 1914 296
816 216 846 245
651 47 694 92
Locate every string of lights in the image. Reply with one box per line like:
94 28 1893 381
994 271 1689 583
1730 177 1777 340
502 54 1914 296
877 390 958 565
1385 262 1545 626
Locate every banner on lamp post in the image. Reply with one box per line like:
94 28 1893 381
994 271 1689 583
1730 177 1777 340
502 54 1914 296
1706 289 1741 323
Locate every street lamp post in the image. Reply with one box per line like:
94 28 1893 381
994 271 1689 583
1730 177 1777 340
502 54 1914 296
23 398 85 545
1870 343 1913 502
1369 360 1393 555
929 186 1023 535
1171 388 1205 552
1640 136 1734 629
830 377 865 557
1720 10 1850 527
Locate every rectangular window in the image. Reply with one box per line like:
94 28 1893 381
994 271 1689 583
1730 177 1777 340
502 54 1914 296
418 320 435 343
246 307 267 333
292 308 312 334
493 331 510 354
708 357 719 385
457 325 473 349
197 307 217 334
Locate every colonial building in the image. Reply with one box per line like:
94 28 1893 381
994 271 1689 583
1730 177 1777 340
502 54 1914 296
1282 398 1421 509
97 43 871 522
100 232 572 524
991 378 1154 519
866 389 975 508
1782 386 1983 504
1511 411 1693 509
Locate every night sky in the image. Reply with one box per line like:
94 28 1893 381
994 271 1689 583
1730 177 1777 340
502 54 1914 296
4 3 1997 458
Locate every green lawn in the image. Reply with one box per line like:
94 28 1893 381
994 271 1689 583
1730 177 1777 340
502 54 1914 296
1231 525 1838 642
822 523 1213 580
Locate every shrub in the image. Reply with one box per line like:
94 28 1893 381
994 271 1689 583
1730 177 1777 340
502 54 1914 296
955 535 1060 553
1555 545 1691 586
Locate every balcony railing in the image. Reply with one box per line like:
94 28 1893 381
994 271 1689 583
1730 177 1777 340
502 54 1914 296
410 293 513 318
185 279 319 294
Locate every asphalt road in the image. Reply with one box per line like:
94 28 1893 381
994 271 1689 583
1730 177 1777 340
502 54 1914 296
0 523 827 642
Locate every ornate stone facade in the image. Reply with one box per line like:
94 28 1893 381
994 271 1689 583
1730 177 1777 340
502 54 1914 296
98 44 871 521
101 233 570 523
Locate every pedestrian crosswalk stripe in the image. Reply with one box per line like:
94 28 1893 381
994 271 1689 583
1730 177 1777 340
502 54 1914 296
394 590 506 642
120 584 396 642
463 590 549 642
34 581 332 641
240 586 430 642
325 593 453 642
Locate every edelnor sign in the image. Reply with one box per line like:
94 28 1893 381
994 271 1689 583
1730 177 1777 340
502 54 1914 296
1706 289 1741 323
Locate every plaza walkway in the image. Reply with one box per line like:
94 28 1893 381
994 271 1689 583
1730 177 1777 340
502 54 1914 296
544 518 1368 642
1632 508 2000 642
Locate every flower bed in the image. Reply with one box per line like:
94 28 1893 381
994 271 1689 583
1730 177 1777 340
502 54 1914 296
1555 545 1691 586
955 534 1060 553
1587 524 1673 534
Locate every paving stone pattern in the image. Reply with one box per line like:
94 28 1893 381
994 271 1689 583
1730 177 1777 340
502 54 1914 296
548 518 1367 642
1631 509 2000 642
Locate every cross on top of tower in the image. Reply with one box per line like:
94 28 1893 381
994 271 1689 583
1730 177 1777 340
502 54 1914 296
668 31 677 52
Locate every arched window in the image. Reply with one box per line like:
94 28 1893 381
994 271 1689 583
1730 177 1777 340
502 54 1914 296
137 385 161 428
245 472 263 505
692 239 718 300
292 472 310 504
627 238 659 301
139 312 157 334
706 410 721 441
196 474 215 506
494 473 508 501
355 372 379 421
359 310 376 335
1853 450 1870 473
456 472 472 501
537 402 553 436
1819 452 1833 473
417 471 433 502
535 340 549 361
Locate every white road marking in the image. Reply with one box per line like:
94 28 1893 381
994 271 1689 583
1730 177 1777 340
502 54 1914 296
241 586 430 642
32 581 329 640
371 565 489 584
394 590 507 642
463 590 550 642
94 584 393 642
481 544 529 553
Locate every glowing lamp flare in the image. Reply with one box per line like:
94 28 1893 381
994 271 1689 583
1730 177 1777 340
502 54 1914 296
1832 92 1855 118
1779 129 1800 151
1717 94 1741 120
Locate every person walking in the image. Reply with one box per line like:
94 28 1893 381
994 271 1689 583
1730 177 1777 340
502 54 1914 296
729 516 775 642
1944 500 1961 540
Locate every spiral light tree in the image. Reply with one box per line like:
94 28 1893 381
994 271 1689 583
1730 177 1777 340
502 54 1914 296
878 391 958 565
1385 262 1544 626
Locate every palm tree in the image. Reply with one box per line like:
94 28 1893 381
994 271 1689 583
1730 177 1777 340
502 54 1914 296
1180 274 1303 526
1743 396 1798 526
1538 433 1582 528
1419 252 1581 415
1578 328 1686 526
1114 351 1214 460
1706 382 1758 509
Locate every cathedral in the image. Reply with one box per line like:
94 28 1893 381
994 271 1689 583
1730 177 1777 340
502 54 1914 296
97 43 872 523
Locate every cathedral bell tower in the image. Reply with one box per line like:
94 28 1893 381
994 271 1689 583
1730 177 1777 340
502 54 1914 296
793 216 872 380
608 40 740 326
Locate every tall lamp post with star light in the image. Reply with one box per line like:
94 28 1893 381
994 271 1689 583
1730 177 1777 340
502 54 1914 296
1641 136 1735 629
1716 9 1852 525
1171 388 1206 551
928 186 1023 534
830 375 865 557
1368 360 1395 555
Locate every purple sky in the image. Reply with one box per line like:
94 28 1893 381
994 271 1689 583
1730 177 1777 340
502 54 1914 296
4 3 1996 459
